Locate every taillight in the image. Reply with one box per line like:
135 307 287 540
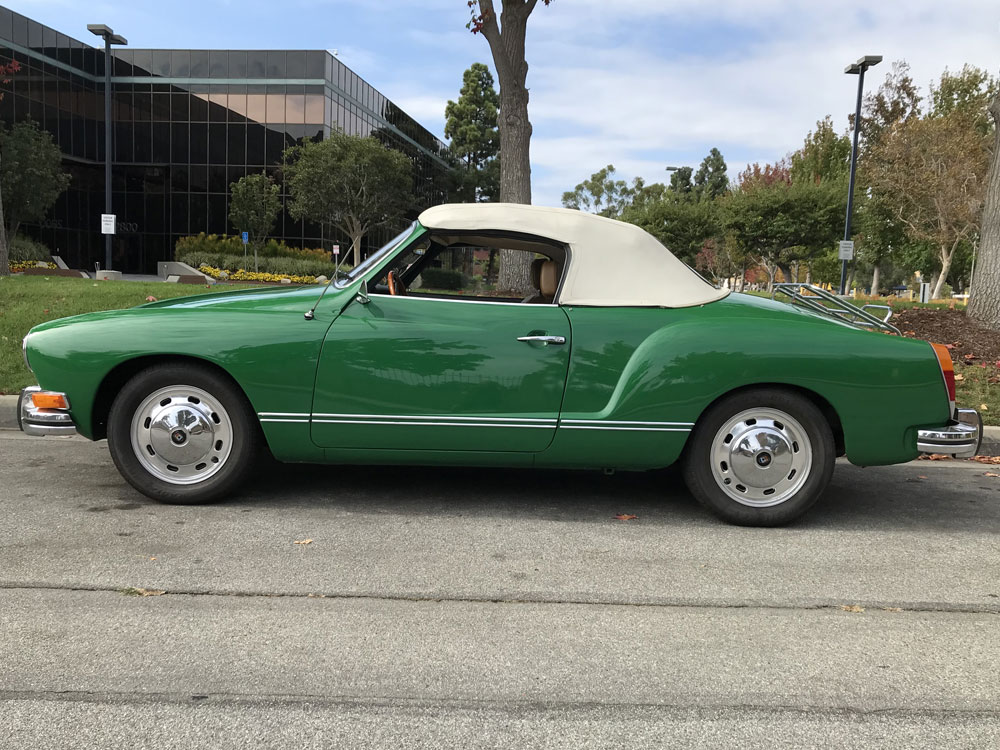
930 342 956 405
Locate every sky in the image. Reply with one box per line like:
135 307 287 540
7 0 999 207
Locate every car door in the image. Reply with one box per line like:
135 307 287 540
310 294 571 452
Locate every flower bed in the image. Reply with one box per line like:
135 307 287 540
199 265 317 285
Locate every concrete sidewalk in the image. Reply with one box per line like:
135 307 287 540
2 393 998 455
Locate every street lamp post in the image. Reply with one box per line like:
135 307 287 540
840 54 881 296
87 24 127 273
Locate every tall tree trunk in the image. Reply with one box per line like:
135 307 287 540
871 264 880 297
478 0 536 293
968 89 1000 328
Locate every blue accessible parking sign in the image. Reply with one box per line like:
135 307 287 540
241 231 249 244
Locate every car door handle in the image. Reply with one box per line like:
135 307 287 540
517 335 566 345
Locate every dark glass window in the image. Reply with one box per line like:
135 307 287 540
152 122 170 162
27 19 43 48
227 124 246 164
266 50 284 78
208 91 227 122
114 121 132 162
227 165 247 187
209 50 227 77
190 51 208 78
113 54 132 76
171 50 190 77
190 93 209 121
246 123 265 164
190 194 207 232
247 51 266 78
208 123 227 163
229 51 247 78
171 93 189 120
132 50 152 76
208 166 227 193
172 124 190 163
171 196 189 235
207 194 227 233
152 50 171 77
265 127 284 164
133 122 151 162
286 51 305 78
189 165 208 192
0 8 13 40
150 93 171 121
306 52 326 79
227 89 247 123
133 92 151 121
170 165 189 192
189 122 208 163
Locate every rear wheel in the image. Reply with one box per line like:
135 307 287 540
107 364 260 504
682 389 835 526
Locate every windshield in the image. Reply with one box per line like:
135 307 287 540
338 222 420 285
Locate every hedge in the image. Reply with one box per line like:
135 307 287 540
176 250 342 279
9 236 53 262
175 233 332 262
421 268 468 290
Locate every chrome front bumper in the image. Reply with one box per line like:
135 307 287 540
917 408 982 458
17 386 78 437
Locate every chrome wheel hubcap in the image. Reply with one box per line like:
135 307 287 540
710 408 812 507
130 385 233 484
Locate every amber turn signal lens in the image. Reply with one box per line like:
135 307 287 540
929 343 956 403
31 392 68 410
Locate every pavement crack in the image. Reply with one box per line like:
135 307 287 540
1 581 999 615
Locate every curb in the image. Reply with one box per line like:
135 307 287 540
1 393 998 455
0 395 18 429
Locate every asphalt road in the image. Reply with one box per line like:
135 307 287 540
1 431 999 748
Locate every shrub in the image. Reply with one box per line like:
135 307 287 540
421 268 468 290
175 233 332 262
177 250 341 279
9 236 52 262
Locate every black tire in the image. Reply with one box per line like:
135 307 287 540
107 363 260 504
682 388 835 526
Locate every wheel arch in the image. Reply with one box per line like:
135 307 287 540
691 382 845 457
91 354 262 442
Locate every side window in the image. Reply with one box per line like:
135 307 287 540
370 239 564 304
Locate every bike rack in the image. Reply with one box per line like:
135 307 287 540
771 283 901 335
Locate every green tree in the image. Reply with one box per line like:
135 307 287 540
623 197 720 266
562 164 644 218
721 163 845 290
0 57 20 277
445 62 500 202
867 111 989 299
855 60 922 152
790 117 850 184
468 0 553 292
0 118 69 276
667 166 694 198
693 148 728 201
929 64 998 134
284 132 413 266
228 172 281 272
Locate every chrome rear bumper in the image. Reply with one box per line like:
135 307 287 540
917 408 982 458
18 386 78 437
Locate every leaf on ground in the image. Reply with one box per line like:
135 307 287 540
883 607 902 612
980 403 989 411
953 373 964 381
917 475 928 479
970 455 1000 464
984 472 1000 478
145 295 158 302
293 538 313 545
613 514 638 521
918 453 950 461
840 604 865 613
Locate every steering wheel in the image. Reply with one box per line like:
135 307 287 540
387 271 407 296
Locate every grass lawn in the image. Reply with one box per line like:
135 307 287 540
0 275 258 395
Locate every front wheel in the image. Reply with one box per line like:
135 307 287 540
682 389 835 526
107 364 260 504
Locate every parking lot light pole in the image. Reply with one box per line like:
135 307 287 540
840 54 882 296
87 24 127 272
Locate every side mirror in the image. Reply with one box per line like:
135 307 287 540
355 278 370 305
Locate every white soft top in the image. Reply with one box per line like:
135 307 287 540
418 203 729 308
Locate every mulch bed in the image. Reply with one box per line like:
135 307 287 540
893 308 1000 364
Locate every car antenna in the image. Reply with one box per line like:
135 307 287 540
304 245 344 320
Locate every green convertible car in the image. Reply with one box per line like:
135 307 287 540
19 204 981 525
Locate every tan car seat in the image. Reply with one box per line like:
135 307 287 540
539 260 558 302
